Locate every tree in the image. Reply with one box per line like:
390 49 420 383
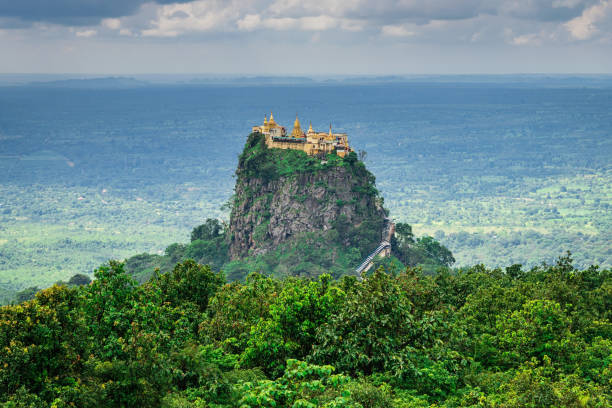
200 273 280 354
241 275 345 377
358 149 368 162
68 273 92 286
14 286 39 303
310 269 416 375
191 219 224 242
153 260 225 313
395 222 414 245
416 236 455 267
495 299 576 369
237 360 355 408
343 151 358 165
505 264 523 279
0 285 86 402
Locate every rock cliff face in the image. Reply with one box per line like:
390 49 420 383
228 133 388 260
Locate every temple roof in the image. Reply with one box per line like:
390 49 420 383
290 114 303 138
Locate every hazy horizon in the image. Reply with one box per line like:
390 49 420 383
2 1 612 74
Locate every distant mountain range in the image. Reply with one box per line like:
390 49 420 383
26 77 149 89
1 73 612 88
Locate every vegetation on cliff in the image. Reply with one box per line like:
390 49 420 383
1 254 610 407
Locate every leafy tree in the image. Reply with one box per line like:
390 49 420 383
200 273 280 354
190 219 224 242
68 273 92 286
242 275 345 377
14 286 39 303
164 243 187 265
310 269 417 375
495 299 576 370
343 151 358 165
0 285 86 402
237 359 356 408
395 222 414 245
415 236 455 267
152 259 225 313
391 226 454 269
505 263 524 279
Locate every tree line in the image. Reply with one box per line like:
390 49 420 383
0 252 610 407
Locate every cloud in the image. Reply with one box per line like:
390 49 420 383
237 14 261 31
267 0 484 23
261 17 296 31
102 18 121 30
267 0 598 23
141 0 247 37
75 29 97 37
511 32 542 45
300 15 336 30
381 24 416 37
565 0 611 39
498 0 597 22
3 0 600 30
2 0 611 50
0 0 196 26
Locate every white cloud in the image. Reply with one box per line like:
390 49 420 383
300 15 336 30
238 13 343 32
102 18 121 30
511 33 541 45
565 0 611 39
381 24 415 37
237 14 261 31
142 0 247 37
75 29 97 37
339 19 365 31
262 17 296 30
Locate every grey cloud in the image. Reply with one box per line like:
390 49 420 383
498 0 600 22
270 0 599 24
169 10 190 19
0 0 195 26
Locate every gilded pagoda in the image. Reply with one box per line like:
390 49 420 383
252 113 353 158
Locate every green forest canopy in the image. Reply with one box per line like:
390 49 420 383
1 253 610 407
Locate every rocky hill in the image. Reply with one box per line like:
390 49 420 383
229 132 388 261
123 132 454 281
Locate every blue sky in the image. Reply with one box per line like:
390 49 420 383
1 0 611 74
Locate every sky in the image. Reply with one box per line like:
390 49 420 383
1 0 611 75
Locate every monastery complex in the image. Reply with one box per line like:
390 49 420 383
252 113 353 158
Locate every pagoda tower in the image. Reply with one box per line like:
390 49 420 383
290 114 304 138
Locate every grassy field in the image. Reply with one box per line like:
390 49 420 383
385 171 611 267
0 183 226 292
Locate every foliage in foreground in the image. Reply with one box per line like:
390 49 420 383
0 254 610 407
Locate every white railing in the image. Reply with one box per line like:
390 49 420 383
355 241 391 274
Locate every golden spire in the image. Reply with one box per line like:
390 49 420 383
308 121 313 133
329 123 332 137
269 112 275 124
264 115 268 125
291 114 303 138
